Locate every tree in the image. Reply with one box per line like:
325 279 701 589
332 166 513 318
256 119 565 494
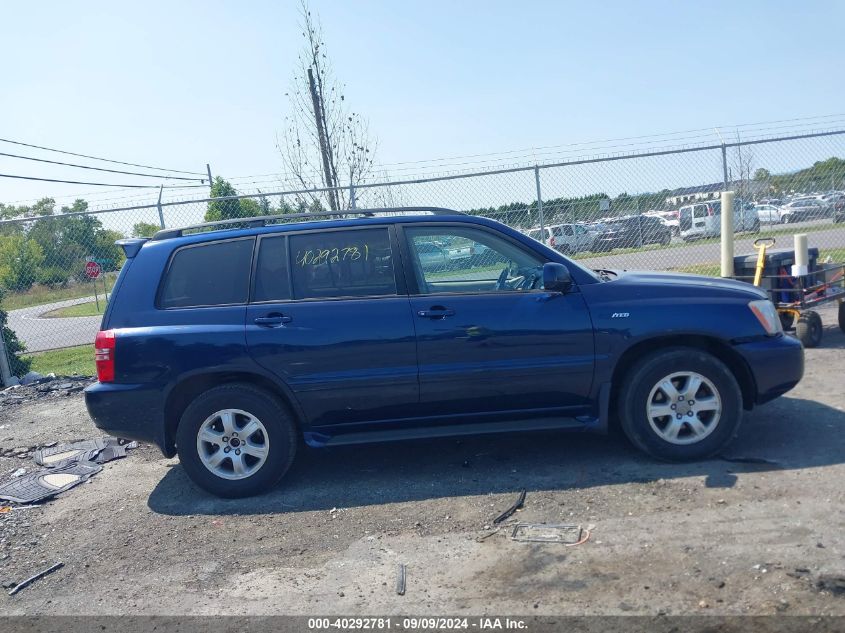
205 177 250 221
0 286 31 376
0 235 44 291
279 0 376 211
754 168 771 181
132 222 162 238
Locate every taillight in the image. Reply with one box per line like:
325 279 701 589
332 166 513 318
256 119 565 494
94 330 115 383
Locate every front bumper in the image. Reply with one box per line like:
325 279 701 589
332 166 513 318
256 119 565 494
84 382 169 454
734 334 804 405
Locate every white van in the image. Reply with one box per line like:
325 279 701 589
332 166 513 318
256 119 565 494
678 199 760 241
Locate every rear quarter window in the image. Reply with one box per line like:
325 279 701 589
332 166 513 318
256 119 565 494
159 238 254 308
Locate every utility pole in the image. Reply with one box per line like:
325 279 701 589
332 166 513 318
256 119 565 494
308 67 339 211
206 164 213 195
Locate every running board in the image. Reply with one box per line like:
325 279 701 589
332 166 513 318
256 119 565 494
314 416 592 448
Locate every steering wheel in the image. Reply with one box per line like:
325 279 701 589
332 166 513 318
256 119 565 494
494 267 510 291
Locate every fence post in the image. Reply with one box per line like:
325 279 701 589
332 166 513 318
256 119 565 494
721 144 729 190
720 190 735 278
0 328 14 386
534 166 544 237
156 185 165 229
349 182 357 209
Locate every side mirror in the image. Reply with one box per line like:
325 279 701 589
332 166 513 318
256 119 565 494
543 262 572 293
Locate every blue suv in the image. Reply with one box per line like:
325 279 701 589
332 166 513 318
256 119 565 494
84 208 804 497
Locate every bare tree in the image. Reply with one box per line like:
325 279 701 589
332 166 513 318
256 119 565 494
730 132 756 201
278 1 376 211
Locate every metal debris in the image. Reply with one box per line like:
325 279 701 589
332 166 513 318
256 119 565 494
510 523 592 546
492 489 526 525
396 563 406 596
8 561 64 596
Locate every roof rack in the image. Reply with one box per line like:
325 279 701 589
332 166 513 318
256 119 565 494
150 206 463 240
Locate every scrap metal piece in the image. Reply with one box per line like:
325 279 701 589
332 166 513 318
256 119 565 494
0 462 101 504
396 564 406 596
8 562 64 596
492 489 526 525
510 523 584 544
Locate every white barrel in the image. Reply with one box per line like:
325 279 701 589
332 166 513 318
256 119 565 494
792 233 809 277
794 233 808 268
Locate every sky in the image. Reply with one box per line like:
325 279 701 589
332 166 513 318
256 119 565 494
2 0 845 211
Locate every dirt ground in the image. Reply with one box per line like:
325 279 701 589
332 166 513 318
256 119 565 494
1 304 844 617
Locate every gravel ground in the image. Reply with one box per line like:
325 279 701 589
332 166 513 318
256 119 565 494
0 304 844 616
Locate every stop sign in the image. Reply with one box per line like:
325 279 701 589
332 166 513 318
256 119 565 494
85 261 101 279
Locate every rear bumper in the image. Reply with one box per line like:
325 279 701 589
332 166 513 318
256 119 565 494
734 334 804 405
84 382 169 454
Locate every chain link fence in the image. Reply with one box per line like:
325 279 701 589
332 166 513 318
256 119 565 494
2 129 845 377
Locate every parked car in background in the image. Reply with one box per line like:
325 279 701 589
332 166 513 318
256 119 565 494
679 199 759 241
415 241 449 271
526 223 593 254
834 198 845 223
779 198 829 224
753 203 782 224
644 210 680 236
592 215 671 251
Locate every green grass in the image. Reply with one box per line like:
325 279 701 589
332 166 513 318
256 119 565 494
1 272 117 311
41 300 105 318
25 345 94 376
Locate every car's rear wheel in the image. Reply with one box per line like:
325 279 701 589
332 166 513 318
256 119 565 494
176 383 297 498
618 348 743 461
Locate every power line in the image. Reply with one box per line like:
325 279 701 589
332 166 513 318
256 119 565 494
0 173 208 188
0 137 205 175
0 151 206 181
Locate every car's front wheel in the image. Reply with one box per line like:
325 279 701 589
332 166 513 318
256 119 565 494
176 383 297 498
618 348 743 461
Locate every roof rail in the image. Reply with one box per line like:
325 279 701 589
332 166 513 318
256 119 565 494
150 207 463 240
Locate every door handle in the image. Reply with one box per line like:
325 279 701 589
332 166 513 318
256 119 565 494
254 314 293 327
417 307 455 319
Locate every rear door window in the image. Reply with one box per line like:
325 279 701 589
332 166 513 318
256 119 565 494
159 238 254 308
289 228 396 299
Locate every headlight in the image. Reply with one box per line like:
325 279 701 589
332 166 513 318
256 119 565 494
748 300 782 335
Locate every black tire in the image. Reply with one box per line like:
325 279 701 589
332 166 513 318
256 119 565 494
617 348 743 461
839 302 845 334
779 311 795 331
660 232 671 245
783 215 793 224
796 310 823 348
176 382 298 498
